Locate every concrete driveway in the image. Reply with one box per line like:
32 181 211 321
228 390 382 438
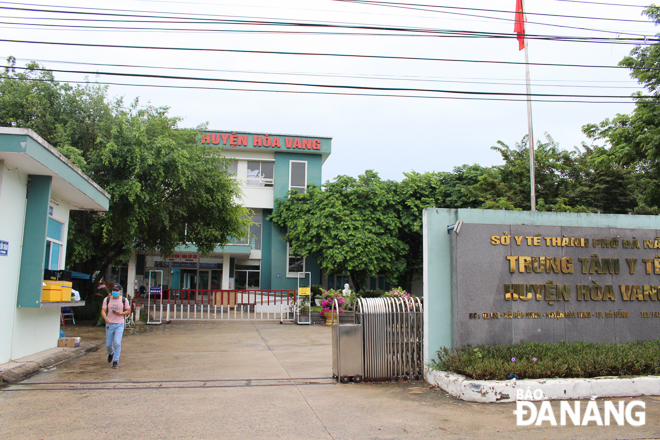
1 320 659 439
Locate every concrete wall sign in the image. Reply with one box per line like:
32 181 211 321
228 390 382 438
451 223 660 347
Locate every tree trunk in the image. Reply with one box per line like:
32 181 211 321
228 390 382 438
349 273 364 293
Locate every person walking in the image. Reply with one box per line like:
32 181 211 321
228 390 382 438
101 284 130 368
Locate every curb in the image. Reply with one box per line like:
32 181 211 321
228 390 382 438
426 369 660 403
0 342 100 384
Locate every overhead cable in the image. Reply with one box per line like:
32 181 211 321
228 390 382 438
6 57 641 90
2 39 658 71
8 76 639 104
4 64 648 100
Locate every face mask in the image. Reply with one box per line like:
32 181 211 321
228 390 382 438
112 291 120 297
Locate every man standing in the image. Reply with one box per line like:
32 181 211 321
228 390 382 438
101 284 130 368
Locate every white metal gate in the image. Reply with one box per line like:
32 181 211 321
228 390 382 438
143 289 296 322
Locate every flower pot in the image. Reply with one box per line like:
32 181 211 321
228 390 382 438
323 311 338 326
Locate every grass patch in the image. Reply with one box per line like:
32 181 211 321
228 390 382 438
430 340 660 380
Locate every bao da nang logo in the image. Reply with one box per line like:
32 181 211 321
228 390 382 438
514 389 645 426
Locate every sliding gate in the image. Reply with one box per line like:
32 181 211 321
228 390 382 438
333 297 423 383
145 289 296 322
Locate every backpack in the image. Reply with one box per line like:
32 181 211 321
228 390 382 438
105 296 128 312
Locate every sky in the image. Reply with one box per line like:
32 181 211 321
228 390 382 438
1 0 657 182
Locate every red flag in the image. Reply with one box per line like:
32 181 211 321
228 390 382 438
514 0 525 50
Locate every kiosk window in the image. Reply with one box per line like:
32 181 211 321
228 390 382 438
45 218 64 270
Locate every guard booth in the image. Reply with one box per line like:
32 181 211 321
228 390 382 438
332 297 423 383
0 128 110 364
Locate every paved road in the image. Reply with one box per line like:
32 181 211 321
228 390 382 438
1 320 659 439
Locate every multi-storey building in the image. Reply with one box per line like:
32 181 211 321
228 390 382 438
116 130 331 296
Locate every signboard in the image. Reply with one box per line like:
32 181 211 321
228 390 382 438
199 263 218 268
299 287 311 296
149 286 162 296
451 223 660 347
201 132 327 152
0 240 7 256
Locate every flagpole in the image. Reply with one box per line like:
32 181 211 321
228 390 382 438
522 0 536 211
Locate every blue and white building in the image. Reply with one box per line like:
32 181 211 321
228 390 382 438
0 128 110 364
119 130 331 296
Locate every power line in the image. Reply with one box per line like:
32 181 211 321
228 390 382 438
8 76 639 104
9 56 642 90
2 39 656 71
335 0 652 23
0 19 652 44
551 0 647 8
333 0 652 38
0 1 654 42
4 64 646 100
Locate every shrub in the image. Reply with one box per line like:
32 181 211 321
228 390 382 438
310 284 323 301
321 289 346 313
358 290 383 298
383 287 411 299
430 340 660 380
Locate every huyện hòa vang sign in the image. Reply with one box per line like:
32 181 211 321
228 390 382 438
450 224 660 347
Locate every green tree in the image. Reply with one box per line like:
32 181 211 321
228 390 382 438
395 166 485 287
67 101 250 284
0 58 249 294
469 133 578 211
270 167 486 292
582 5 660 211
269 170 407 292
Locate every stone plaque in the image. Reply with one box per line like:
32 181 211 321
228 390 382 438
450 223 660 347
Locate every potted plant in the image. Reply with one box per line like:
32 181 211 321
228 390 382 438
383 287 411 299
321 289 345 326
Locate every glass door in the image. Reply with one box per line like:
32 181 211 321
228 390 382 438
210 270 222 289
198 270 210 302
182 269 197 303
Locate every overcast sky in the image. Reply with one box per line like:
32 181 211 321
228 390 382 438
1 0 657 182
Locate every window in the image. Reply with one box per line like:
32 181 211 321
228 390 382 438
44 217 64 270
286 244 305 277
328 274 350 290
210 270 222 289
369 275 391 291
247 161 274 187
235 263 260 289
222 160 237 175
234 213 262 250
289 161 307 194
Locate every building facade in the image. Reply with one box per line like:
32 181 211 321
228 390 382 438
119 130 331 296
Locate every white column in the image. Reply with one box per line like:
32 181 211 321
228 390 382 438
127 253 137 298
222 253 230 289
